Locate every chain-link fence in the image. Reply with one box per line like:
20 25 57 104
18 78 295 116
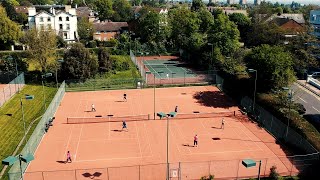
17 154 319 180
8 81 66 180
0 73 25 107
241 96 319 154
130 50 145 80
65 78 145 92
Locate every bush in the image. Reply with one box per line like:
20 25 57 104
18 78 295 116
269 166 280 180
200 174 214 180
87 40 97 48
293 103 306 115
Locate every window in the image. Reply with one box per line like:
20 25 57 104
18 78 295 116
66 24 70 30
59 24 63 30
40 17 43 22
59 17 62 21
47 17 51 22
66 17 69 21
63 32 68 39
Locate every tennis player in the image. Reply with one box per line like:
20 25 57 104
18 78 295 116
194 134 198 147
66 151 72 163
175 106 178 113
122 121 128 131
123 93 127 102
91 104 96 112
221 118 225 129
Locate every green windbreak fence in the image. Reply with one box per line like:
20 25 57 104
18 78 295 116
8 81 66 180
65 78 145 92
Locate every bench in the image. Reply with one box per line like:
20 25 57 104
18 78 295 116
157 112 167 119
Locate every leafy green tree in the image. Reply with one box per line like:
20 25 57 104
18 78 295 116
112 0 132 22
28 0 54 5
132 0 142 6
245 45 296 91
191 0 205 12
77 17 94 41
94 0 114 21
197 8 214 33
0 5 22 49
207 13 240 56
137 7 161 42
23 27 56 72
97 47 114 72
245 22 284 47
61 43 98 79
169 8 200 49
228 13 251 41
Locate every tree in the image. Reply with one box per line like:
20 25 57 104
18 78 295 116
169 8 200 49
94 0 114 21
137 7 161 42
97 47 114 72
228 13 251 41
207 13 240 56
132 0 142 6
61 43 98 79
77 17 94 41
112 0 132 22
197 8 214 33
0 5 22 49
245 45 296 91
245 22 284 47
191 0 205 12
23 27 56 72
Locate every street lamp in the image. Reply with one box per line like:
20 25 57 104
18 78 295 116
282 87 293 138
248 69 257 113
242 159 262 180
41 73 53 111
2 153 34 180
20 95 34 150
7 55 20 93
56 59 64 90
156 111 177 180
207 43 214 70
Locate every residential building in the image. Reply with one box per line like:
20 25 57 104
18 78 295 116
240 0 247 5
76 6 96 22
310 10 320 39
93 21 128 41
28 5 78 43
207 7 248 16
227 0 235 4
254 0 261 5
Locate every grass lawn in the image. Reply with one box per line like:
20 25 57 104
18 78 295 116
0 84 56 179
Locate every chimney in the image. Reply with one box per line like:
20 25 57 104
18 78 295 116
75 4 78 9
28 7 36 16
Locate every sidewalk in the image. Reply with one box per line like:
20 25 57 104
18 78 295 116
296 80 320 97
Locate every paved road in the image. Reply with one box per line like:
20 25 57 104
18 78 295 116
291 83 320 115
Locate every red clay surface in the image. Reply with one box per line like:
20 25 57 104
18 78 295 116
25 86 297 179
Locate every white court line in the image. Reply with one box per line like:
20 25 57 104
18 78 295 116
312 106 320 112
74 94 88 160
298 97 307 103
81 138 138 142
185 149 263 156
239 123 262 151
135 121 142 158
173 121 192 154
74 155 153 162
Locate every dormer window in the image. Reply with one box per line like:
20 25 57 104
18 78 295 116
66 17 69 21
59 17 62 21
40 17 43 22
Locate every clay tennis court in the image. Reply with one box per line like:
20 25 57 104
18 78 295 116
25 86 297 179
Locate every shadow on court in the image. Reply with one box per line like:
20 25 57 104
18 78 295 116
193 91 236 108
182 144 195 147
56 161 66 164
211 126 221 129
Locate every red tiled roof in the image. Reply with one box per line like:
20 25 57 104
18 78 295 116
93 22 128 32
14 6 28 14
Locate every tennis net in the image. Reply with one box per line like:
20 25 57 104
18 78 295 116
67 114 150 124
170 111 235 120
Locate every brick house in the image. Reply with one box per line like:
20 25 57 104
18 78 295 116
265 14 306 34
93 21 128 41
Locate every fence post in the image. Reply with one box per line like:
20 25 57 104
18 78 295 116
263 158 268 177
208 161 211 177
139 165 141 180
236 159 240 180
107 167 109 180
41 172 44 180
179 162 181 180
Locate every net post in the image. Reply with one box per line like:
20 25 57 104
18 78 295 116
234 111 235 116
148 114 150 120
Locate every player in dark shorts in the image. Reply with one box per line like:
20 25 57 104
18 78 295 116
175 106 178 113
66 151 72 163
122 121 128 131
194 134 198 147
123 93 127 102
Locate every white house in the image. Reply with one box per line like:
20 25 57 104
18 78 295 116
28 5 78 43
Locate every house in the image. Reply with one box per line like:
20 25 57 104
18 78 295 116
76 6 95 22
310 10 320 39
265 14 306 34
93 21 128 41
207 6 248 16
28 5 78 43
14 6 28 14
